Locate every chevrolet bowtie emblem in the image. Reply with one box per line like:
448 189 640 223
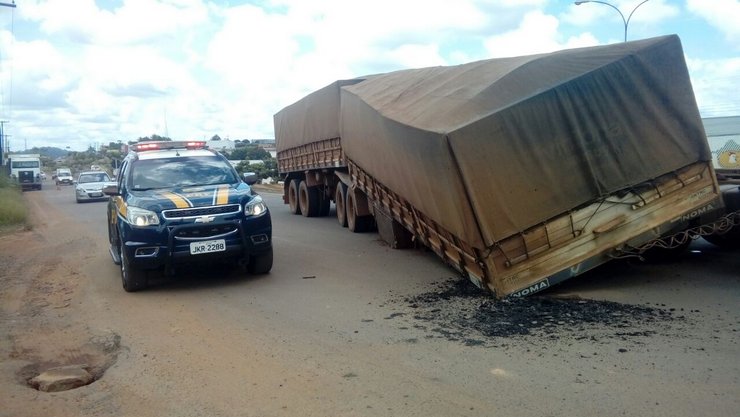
194 216 215 223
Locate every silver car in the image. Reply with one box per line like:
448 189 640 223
75 171 112 203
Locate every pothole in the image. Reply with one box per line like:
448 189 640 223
17 332 122 392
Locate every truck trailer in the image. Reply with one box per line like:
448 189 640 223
274 35 739 298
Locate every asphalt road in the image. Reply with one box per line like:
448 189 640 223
3 181 739 417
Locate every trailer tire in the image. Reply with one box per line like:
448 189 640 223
288 179 301 215
347 189 373 233
335 183 348 227
299 180 321 217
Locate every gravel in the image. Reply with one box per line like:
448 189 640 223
394 278 685 345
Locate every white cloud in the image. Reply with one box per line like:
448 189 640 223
21 0 209 45
687 56 740 116
687 0 740 45
484 10 599 58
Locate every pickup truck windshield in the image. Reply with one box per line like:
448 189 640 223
130 156 238 190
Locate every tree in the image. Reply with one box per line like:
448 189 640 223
226 144 270 161
235 158 278 180
137 134 172 142
211 134 222 141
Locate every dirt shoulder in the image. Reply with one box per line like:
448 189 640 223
0 191 121 416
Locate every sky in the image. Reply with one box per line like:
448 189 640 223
0 0 738 152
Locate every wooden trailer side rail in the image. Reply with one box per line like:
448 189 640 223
277 138 345 173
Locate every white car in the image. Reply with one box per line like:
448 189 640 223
75 171 112 203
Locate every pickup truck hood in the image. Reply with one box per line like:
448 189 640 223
127 183 254 211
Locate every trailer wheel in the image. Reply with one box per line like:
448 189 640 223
288 179 301 215
299 180 321 217
335 183 348 227
347 189 373 233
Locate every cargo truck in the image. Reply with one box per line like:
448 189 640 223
8 154 43 191
274 35 740 298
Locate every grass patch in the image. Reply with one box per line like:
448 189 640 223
0 174 28 227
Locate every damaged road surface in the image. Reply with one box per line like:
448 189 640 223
0 188 738 417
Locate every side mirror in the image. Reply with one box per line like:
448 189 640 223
243 172 258 185
102 184 120 196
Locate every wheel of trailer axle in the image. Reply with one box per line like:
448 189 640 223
299 180 321 217
288 179 301 215
335 183 348 227
347 189 373 233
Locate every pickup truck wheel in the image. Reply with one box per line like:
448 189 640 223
120 244 148 292
288 179 301 215
347 189 373 233
247 248 273 274
299 180 321 217
335 183 348 227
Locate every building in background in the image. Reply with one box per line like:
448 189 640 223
703 116 740 173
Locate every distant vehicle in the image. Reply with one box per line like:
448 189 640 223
74 171 112 203
102 140 273 292
55 168 74 186
90 165 101 171
8 154 42 191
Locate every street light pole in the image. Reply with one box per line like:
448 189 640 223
575 0 651 42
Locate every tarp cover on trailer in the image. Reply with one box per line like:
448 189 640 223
338 35 710 250
274 79 365 152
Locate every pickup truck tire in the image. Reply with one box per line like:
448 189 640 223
248 248 273 274
347 190 373 233
299 180 321 217
120 244 148 292
335 183 348 227
288 179 301 215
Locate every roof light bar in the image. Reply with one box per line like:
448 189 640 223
131 141 207 152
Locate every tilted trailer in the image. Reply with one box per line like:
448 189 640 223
275 35 740 298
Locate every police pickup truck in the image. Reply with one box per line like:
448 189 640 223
102 141 272 292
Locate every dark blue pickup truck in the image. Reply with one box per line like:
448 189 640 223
103 141 272 292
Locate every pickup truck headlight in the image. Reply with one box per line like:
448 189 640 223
245 195 267 217
126 205 160 226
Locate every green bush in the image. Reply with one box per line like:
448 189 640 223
0 173 27 226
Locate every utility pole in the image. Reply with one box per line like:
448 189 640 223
0 121 8 164
0 2 15 165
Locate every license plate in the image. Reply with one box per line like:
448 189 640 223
90 192 102 197
189 239 226 255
